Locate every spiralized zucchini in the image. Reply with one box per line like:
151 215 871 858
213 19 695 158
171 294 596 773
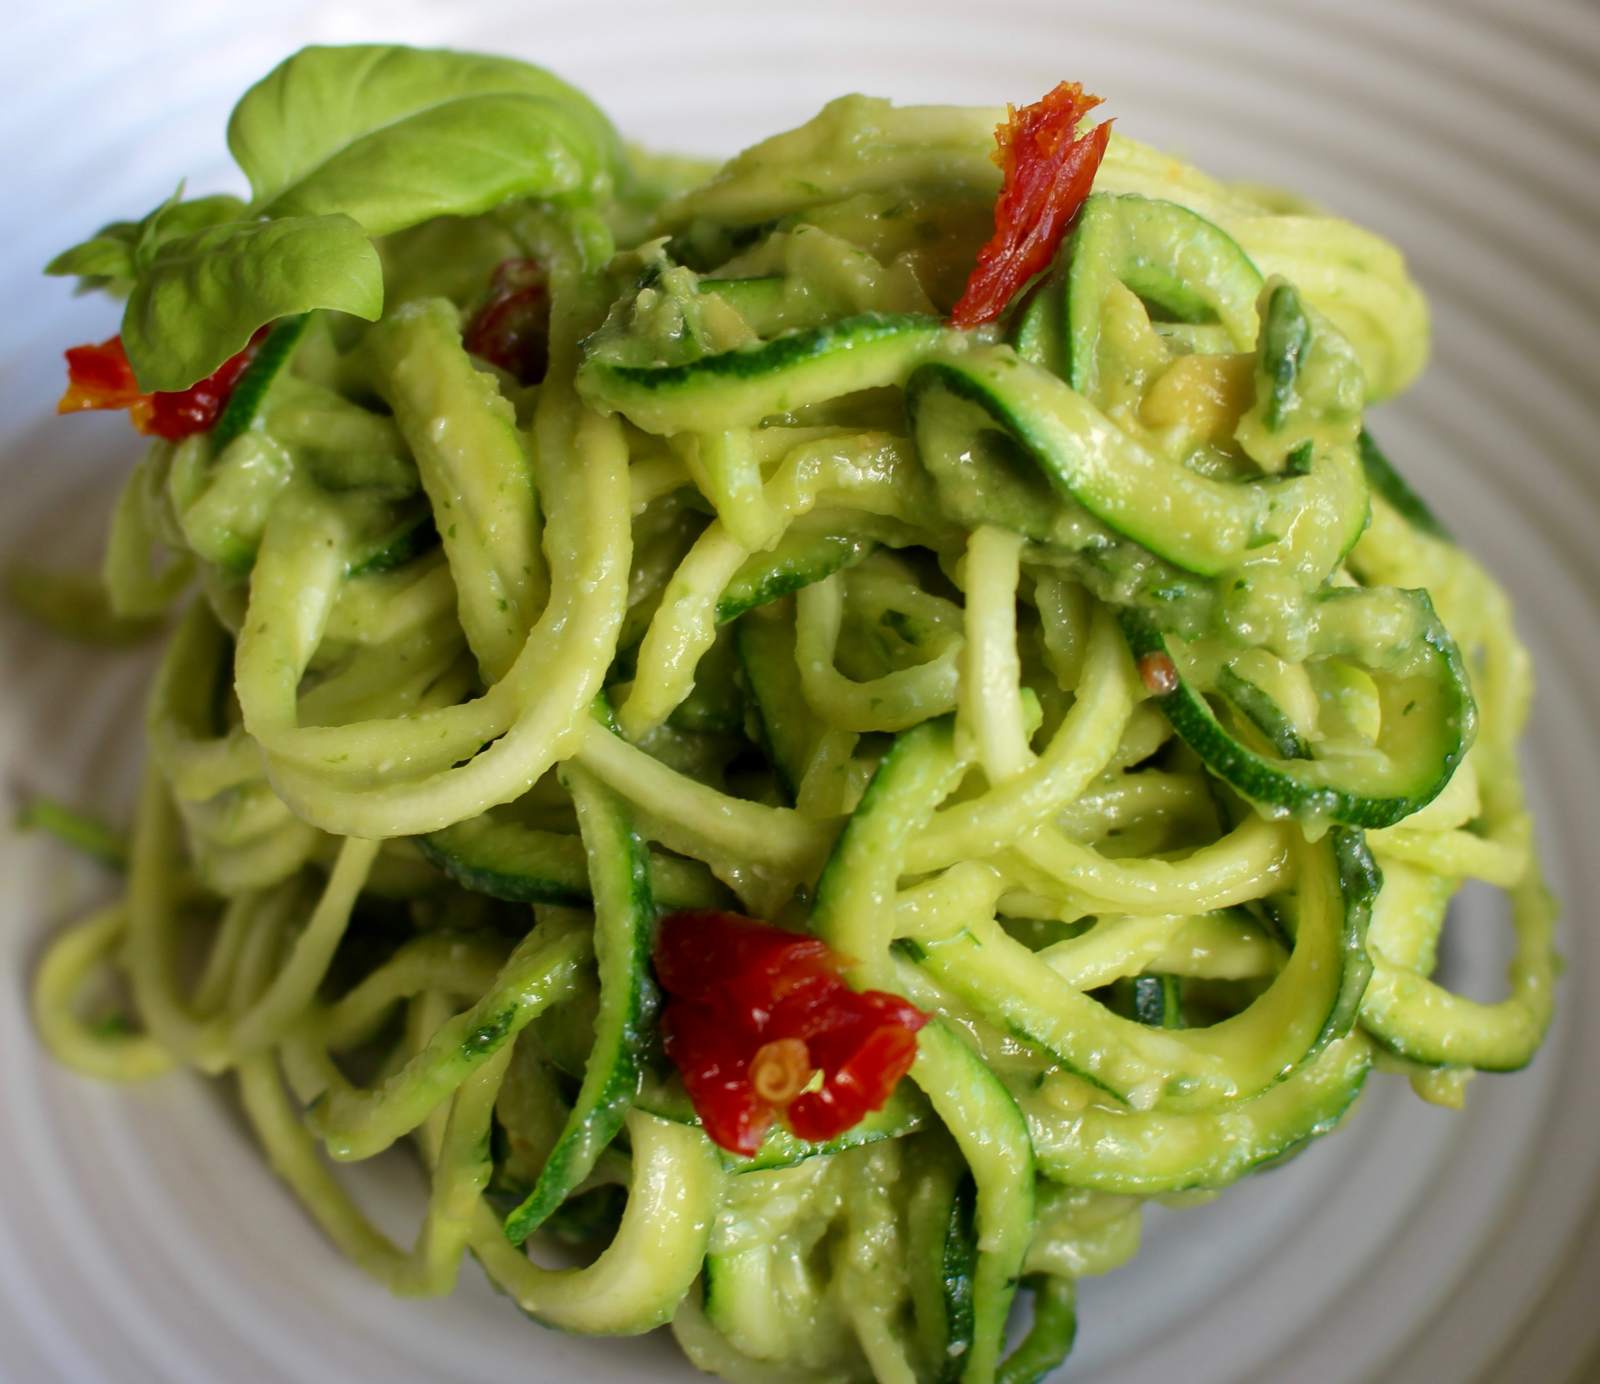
31 58 1552 1384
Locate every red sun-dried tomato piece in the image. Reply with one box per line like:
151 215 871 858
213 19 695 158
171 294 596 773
57 330 266 441
950 81 1113 329
58 338 144 415
464 258 550 384
653 910 929 1156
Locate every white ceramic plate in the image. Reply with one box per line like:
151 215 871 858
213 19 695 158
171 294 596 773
4 2 1598 1380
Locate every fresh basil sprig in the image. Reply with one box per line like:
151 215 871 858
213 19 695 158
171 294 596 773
46 44 623 392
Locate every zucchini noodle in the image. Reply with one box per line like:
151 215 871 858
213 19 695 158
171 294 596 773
29 54 1554 1384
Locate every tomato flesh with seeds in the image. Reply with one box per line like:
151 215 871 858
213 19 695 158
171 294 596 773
57 331 265 441
655 910 929 1156
950 81 1113 329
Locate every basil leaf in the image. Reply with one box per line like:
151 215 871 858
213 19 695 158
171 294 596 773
46 192 249 290
121 215 382 391
45 235 137 284
227 44 622 237
256 92 599 237
133 192 249 270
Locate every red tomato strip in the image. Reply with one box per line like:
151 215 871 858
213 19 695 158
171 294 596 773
57 332 265 441
655 910 929 1156
463 258 549 384
950 81 1112 329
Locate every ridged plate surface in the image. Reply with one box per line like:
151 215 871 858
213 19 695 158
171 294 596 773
2 3 1597 1381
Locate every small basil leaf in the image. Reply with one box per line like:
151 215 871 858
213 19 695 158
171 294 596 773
45 236 138 283
133 192 250 271
47 193 251 289
121 214 382 391
227 44 621 237
131 184 188 269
